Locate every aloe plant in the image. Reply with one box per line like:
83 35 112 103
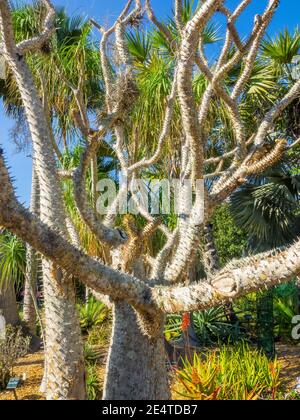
173 343 282 400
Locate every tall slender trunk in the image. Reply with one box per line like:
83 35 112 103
257 289 275 360
1 42 86 399
103 301 170 400
0 280 18 326
23 165 39 334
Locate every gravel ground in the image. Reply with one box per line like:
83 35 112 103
0 351 45 400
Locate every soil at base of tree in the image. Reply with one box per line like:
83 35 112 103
0 344 299 400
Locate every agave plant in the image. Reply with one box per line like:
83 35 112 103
165 307 240 345
78 298 110 333
193 307 240 345
84 343 105 363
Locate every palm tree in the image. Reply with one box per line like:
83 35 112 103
261 28 300 140
0 231 26 326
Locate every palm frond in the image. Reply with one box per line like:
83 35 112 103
230 173 300 250
0 232 26 289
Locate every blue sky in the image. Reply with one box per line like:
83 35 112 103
1 0 299 204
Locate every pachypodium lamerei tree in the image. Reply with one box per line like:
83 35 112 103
1 0 300 400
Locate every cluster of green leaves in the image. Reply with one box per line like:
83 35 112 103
0 232 26 289
165 307 241 346
230 172 300 251
2 2 104 151
77 298 110 333
86 364 102 400
173 342 282 400
78 298 111 400
212 205 247 266
274 283 299 340
229 282 299 344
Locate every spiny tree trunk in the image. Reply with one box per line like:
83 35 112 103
0 280 18 326
103 301 170 400
43 264 86 400
23 165 39 334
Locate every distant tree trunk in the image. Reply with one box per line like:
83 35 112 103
257 289 275 360
23 165 40 334
0 280 18 326
103 301 170 400
224 302 239 324
297 278 300 315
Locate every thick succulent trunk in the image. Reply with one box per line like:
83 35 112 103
23 165 39 334
103 301 170 400
0 280 18 326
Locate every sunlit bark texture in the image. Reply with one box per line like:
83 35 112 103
0 0 300 400
23 165 39 334
0 278 18 326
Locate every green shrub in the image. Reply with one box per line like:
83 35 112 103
0 326 30 390
84 343 104 363
86 364 101 400
78 298 110 332
274 283 298 340
165 308 242 345
284 390 300 400
173 343 282 400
